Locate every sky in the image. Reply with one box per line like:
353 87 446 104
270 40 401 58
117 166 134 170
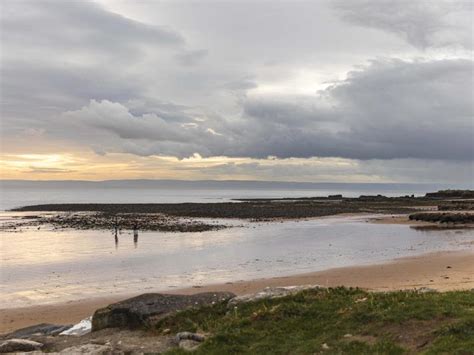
0 0 473 183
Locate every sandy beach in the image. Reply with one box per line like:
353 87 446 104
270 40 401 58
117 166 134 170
2 250 472 334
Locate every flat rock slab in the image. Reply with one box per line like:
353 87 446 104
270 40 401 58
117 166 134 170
92 292 235 331
3 323 71 339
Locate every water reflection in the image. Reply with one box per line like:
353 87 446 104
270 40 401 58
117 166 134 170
1 214 472 308
112 228 139 249
114 231 119 249
133 228 139 248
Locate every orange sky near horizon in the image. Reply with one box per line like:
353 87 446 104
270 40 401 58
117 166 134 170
0 150 385 183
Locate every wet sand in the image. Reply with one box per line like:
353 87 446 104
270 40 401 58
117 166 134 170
1 250 472 334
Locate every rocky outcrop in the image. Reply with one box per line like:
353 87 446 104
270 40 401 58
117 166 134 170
0 339 43 353
92 292 235 331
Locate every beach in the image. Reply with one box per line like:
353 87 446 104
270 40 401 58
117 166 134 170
1 194 473 337
1 249 473 334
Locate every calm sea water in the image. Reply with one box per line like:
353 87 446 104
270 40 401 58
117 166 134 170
1 182 472 308
0 181 458 210
1 214 473 307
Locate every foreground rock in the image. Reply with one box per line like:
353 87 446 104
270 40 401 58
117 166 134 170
58 343 112 354
92 292 235 331
0 339 43 353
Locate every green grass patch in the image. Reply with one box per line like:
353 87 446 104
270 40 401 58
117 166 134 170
157 287 474 354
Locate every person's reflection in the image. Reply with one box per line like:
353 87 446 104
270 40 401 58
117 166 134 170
114 229 119 249
113 216 119 249
133 222 139 248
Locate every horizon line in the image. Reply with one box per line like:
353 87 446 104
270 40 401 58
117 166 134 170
0 178 468 186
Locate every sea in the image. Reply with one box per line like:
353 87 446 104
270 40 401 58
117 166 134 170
2 215 473 307
1 180 473 308
0 180 468 211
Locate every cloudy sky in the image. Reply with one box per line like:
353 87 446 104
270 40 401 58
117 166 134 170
1 0 473 183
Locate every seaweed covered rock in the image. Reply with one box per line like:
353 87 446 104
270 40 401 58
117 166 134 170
92 292 235 331
409 212 474 224
425 190 474 199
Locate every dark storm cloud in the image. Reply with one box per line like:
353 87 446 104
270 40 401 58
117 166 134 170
235 59 473 160
63 59 473 161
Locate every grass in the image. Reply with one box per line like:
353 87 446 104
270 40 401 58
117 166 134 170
156 287 474 354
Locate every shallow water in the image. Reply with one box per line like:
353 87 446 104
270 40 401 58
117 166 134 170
1 214 473 308
0 185 447 210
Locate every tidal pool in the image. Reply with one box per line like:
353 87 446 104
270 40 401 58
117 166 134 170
1 214 473 307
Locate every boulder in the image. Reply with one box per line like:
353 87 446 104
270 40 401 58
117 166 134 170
92 292 235 331
0 339 43 353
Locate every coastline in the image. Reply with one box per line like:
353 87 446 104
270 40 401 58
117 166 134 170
2 249 472 334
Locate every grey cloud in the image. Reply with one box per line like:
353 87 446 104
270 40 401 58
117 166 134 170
334 0 473 49
2 0 473 184
178 159 474 185
0 0 187 135
223 78 258 92
175 49 208 66
243 99 331 126
60 59 473 161
236 59 473 160
1 0 184 56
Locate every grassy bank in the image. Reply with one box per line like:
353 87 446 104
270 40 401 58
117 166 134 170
158 287 474 354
